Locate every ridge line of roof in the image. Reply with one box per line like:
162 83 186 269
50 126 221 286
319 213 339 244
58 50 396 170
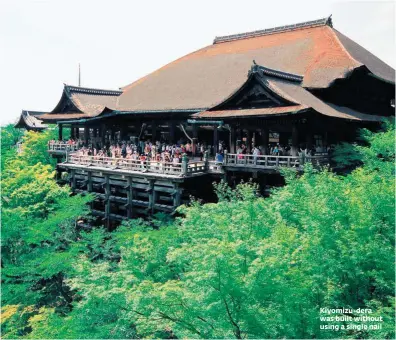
64 84 123 96
213 15 333 44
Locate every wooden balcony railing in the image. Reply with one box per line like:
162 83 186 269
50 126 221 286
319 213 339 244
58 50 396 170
223 153 329 169
65 154 207 177
48 142 79 153
61 151 329 178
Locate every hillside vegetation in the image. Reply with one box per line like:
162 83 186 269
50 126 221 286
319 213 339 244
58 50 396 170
1 123 395 339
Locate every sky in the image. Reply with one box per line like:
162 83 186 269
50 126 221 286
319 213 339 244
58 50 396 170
0 0 395 126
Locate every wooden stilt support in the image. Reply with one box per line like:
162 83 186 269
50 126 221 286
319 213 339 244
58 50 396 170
173 183 181 209
70 169 76 192
104 175 110 228
147 180 155 214
87 172 93 192
126 177 133 218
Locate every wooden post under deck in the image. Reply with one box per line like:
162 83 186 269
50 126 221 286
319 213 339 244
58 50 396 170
87 172 93 192
70 169 76 191
104 175 110 228
173 183 181 208
126 177 134 218
147 180 154 214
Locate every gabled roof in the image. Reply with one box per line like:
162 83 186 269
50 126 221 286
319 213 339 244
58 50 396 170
39 84 122 122
117 16 394 112
14 110 48 130
196 63 384 122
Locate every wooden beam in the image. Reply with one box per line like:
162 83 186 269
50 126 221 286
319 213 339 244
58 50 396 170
261 127 269 155
126 176 133 218
291 124 299 156
58 124 63 141
229 126 236 153
84 126 89 146
213 127 218 154
70 169 76 191
246 130 252 153
87 172 93 192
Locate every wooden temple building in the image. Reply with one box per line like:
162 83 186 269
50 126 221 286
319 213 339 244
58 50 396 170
17 16 395 222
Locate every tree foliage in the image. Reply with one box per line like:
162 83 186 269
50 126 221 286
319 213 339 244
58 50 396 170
1 124 395 339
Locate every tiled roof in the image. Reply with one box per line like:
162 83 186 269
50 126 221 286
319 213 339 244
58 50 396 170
117 17 394 112
196 66 385 122
213 17 332 44
40 84 122 121
15 110 48 129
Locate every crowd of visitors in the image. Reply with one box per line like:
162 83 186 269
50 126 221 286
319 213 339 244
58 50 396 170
49 138 331 165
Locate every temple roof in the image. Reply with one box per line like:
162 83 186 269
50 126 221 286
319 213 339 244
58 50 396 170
195 64 384 122
117 16 394 112
39 84 122 122
14 110 48 130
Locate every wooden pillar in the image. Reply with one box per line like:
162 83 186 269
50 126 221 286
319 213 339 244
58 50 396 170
291 124 299 156
306 132 313 151
110 128 116 143
169 122 176 143
151 121 157 141
58 124 63 141
229 126 236 153
173 183 181 209
119 126 126 141
246 130 252 153
104 175 110 228
93 128 97 138
70 169 76 192
213 127 218 154
100 124 106 147
147 180 155 214
75 127 80 139
324 132 328 148
261 128 269 155
87 172 93 192
237 128 242 148
70 125 75 139
192 125 198 156
84 126 89 146
126 177 133 219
